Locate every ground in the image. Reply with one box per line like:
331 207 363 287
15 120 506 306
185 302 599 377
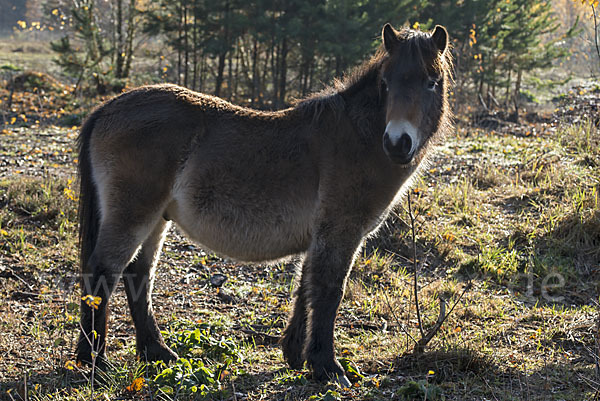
0 74 598 400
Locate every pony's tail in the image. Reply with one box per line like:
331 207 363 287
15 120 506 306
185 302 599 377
77 110 101 282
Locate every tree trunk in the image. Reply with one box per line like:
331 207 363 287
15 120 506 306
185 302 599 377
271 40 279 108
111 0 117 66
215 1 230 97
233 42 240 100
513 69 522 123
260 44 269 107
215 51 226 97
192 5 198 90
227 44 233 99
177 1 183 85
115 0 124 78
183 1 189 87
251 37 258 105
199 53 206 92
278 37 288 107
122 0 136 79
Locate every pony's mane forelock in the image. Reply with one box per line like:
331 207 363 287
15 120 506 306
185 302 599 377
399 27 454 76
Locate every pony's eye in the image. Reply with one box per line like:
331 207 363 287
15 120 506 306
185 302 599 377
427 78 438 91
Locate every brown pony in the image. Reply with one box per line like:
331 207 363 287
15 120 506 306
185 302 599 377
76 24 452 385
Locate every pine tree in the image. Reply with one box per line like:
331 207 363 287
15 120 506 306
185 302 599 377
47 0 142 94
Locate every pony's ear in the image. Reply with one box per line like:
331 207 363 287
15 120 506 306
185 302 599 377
432 25 448 54
382 23 399 53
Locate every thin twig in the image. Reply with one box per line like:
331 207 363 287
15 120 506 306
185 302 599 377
382 289 418 345
594 301 600 401
23 372 28 401
593 5 600 68
414 297 445 355
407 193 425 338
413 282 471 354
4 266 33 291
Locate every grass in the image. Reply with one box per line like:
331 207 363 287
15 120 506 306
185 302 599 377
0 91 599 399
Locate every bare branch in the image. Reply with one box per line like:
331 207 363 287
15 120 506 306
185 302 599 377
382 288 418 346
413 282 471 354
593 5 600 68
407 192 425 338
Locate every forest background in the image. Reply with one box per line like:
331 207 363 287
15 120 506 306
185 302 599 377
0 1 599 401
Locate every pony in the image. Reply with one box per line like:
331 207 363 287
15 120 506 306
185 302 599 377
75 23 452 386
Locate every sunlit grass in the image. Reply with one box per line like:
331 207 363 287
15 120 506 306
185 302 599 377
0 121 597 400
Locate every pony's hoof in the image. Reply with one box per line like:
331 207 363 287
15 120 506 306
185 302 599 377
280 330 306 370
283 350 305 370
335 374 352 389
142 344 179 363
310 359 350 387
281 343 305 370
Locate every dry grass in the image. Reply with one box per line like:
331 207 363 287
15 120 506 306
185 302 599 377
0 112 598 399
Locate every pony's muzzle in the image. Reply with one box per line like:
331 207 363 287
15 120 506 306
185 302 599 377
383 131 415 164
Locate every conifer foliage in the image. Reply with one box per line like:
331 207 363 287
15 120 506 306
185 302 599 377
45 0 576 109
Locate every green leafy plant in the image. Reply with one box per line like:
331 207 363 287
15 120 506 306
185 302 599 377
152 358 223 398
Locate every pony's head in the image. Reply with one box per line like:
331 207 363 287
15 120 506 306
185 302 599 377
379 24 451 165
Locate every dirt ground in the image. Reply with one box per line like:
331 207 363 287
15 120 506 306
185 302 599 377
0 80 599 400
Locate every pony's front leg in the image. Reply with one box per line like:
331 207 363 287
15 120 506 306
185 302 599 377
302 227 361 386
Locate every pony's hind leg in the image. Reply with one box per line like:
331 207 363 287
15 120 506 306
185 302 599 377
281 270 308 369
77 217 160 365
122 219 177 362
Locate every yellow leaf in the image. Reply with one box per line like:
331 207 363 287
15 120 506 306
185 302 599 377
126 377 145 392
10 117 16 124
0 229 7 236
52 8 59 15
82 294 102 309
428 370 435 375
64 360 76 370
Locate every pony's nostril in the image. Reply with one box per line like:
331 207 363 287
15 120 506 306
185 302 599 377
399 133 412 155
383 133 391 148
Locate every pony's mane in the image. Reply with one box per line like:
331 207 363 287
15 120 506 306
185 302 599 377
292 48 386 122
292 27 453 123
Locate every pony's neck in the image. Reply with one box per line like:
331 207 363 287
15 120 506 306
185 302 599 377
291 54 385 139
337 61 386 140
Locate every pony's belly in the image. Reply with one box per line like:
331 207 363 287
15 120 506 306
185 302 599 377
167 201 314 262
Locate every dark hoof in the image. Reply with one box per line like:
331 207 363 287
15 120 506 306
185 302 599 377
281 329 306 370
140 343 178 363
309 359 349 387
335 374 352 388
